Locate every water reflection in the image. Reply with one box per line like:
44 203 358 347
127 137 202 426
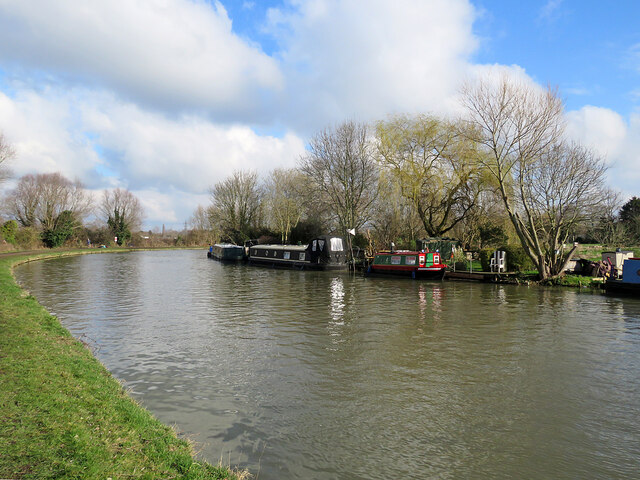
15 251 640 480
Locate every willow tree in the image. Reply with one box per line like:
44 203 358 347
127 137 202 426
461 76 608 280
375 114 484 238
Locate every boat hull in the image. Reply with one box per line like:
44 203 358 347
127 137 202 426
605 279 640 295
369 264 446 279
208 244 246 262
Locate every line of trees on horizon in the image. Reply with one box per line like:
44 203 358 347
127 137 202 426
196 76 640 281
0 164 145 249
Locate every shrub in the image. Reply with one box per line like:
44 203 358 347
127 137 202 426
15 227 42 249
479 248 493 271
500 244 535 272
1 220 18 245
479 245 535 272
41 211 79 248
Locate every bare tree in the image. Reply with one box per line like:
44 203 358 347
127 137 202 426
187 204 220 245
264 168 306 243
5 172 93 229
462 76 608 279
189 204 214 231
589 188 625 245
209 170 262 244
299 121 378 243
5 174 39 227
0 132 15 185
376 114 484 237
99 188 144 245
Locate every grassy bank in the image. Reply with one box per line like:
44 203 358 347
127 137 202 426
0 250 245 480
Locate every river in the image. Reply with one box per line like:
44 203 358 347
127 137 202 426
15 249 640 479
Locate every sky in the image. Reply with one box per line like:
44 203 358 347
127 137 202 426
0 0 638 229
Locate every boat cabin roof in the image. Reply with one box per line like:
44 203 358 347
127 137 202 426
251 244 307 252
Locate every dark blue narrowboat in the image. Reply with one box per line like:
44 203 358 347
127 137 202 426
605 257 640 295
207 243 246 262
248 236 348 270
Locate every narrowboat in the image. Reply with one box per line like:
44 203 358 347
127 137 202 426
207 243 246 262
248 236 347 270
605 257 640 295
368 250 447 279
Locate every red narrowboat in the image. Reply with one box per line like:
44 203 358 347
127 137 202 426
369 251 447 279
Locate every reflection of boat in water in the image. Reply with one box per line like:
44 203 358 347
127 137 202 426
207 243 246 262
368 251 446 279
248 236 348 271
605 257 640 295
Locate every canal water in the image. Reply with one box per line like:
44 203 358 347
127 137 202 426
15 250 640 479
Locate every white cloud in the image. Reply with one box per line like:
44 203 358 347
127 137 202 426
566 105 640 198
539 0 564 22
82 95 306 194
267 0 478 131
565 106 627 159
0 86 306 226
0 0 282 118
0 89 102 182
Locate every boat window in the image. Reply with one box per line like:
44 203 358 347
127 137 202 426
312 240 317 252
406 256 416 265
391 256 401 265
318 239 325 251
284 251 290 260
330 237 344 251
273 251 277 257
299 252 306 261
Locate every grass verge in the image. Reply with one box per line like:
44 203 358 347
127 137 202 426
0 250 247 480
541 274 605 289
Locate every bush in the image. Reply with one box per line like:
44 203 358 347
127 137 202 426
479 244 535 272
500 244 534 272
15 227 42 249
41 211 79 248
479 248 493 271
1 220 18 245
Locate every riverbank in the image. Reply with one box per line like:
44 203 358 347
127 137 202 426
0 250 246 479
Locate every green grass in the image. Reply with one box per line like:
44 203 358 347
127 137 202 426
543 274 605 289
0 251 247 480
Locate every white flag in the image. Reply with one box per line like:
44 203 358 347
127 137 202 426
347 228 356 236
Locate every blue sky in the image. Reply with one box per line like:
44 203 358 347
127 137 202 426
473 0 640 115
0 0 638 229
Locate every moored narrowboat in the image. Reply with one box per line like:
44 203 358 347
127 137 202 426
248 236 347 270
605 257 640 295
208 243 246 262
369 250 446 279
